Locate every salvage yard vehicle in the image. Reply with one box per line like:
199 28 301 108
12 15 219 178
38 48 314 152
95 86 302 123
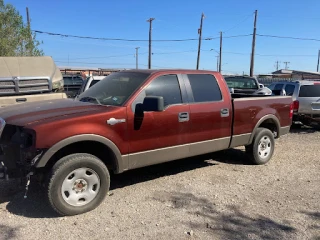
78 75 106 94
268 80 320 128
62 74 84 98
0 69 293 216
0 56 67 107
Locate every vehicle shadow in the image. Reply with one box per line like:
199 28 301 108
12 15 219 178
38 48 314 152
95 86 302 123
290 124 318 134
3 148 252 219
110 148 251 190
152 191 297 239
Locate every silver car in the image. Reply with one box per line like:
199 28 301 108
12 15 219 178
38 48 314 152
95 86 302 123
268 80 320 127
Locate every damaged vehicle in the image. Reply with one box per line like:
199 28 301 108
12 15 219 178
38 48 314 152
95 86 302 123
0 69 293 216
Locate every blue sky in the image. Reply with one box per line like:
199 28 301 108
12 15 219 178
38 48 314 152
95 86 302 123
7 0 320 75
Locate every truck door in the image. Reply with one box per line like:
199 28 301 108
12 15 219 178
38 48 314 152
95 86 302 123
126 74 191 169
182 73 232 156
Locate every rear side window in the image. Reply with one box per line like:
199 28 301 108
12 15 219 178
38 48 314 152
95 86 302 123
145 74 182 107
274 84 284 90
299 85 320 97
187 74 222 102
284 84 296 96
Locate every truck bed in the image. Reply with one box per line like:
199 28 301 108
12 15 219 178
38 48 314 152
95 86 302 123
229 96 292 147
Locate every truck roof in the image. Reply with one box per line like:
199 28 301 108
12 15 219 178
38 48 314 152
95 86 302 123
119 69 219 74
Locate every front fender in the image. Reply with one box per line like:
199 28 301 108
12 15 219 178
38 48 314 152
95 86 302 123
35 134 127 173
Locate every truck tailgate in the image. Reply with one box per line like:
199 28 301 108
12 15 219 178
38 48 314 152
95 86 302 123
231 96 292 141
0 92 67 107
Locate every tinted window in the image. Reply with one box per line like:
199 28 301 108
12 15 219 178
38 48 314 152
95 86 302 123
188 74 222 102
145 75 182 107
299 85 320 97
224 76 258 89
274 84 284 90
284 84 295 96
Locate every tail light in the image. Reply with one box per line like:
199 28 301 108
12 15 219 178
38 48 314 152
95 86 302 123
293 100 299 112
289 102 294 119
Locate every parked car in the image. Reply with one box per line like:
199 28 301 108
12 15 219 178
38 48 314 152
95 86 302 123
0 69 293 216
267 80 320 127
78 75 107 94
0 56 67 107
224 75 261 94
63 74 84 98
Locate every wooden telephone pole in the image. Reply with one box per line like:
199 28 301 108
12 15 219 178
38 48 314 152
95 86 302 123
147 18 155 69
196 13 205 70
250 10 258 77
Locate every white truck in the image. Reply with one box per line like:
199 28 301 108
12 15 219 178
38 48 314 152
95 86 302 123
0 56 67 107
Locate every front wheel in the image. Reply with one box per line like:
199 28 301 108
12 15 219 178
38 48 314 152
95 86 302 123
47 153 110 216
246 128 275 165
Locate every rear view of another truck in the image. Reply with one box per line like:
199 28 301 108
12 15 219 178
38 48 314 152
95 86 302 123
0 56 67 107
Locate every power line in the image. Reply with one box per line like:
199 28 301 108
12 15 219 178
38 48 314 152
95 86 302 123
33 30 252 42
223 13 254 33
257 34 320 42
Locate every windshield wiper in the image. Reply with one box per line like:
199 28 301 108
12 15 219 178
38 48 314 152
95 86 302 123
79 96 101 105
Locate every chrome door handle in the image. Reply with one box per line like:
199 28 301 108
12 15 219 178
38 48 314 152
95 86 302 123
178 112 189 122
220 108 229 117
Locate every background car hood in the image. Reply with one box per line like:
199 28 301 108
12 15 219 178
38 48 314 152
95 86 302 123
0 99 113 126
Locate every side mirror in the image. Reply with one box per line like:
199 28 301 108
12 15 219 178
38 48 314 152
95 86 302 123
142 96 164 112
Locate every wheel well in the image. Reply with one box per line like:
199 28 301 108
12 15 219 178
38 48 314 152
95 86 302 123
44 141 118 173
258 119 279 138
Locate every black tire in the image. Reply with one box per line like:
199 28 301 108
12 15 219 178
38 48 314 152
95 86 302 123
246 128 275 165
47 153 110 216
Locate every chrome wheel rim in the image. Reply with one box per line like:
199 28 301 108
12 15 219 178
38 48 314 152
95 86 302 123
258 135 272 159
61 168 100 207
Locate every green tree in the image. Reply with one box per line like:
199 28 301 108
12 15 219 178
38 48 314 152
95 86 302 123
0 0 44 56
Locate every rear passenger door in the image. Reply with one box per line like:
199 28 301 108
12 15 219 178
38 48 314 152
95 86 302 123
183 73 232 156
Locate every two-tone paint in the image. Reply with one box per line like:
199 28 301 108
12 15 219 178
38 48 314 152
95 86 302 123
0 70 293 176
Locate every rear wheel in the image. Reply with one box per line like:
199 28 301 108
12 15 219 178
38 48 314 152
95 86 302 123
246 128 275 165
47 153 110 216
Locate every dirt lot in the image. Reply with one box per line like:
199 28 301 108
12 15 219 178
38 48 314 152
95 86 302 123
0 127 319 240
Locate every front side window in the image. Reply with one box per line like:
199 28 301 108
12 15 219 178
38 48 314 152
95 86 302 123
145 74 182 107
188 74 222 102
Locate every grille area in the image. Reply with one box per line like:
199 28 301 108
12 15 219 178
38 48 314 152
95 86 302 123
0 78 50 95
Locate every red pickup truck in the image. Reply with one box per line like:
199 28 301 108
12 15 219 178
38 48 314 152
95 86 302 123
0 69 293 215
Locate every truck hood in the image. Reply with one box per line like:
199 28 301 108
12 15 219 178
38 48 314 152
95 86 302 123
0 99 112 126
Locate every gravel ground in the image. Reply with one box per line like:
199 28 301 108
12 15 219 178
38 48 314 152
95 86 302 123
0 127 319 240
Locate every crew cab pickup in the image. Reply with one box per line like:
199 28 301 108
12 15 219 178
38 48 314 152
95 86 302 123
0 70 293 216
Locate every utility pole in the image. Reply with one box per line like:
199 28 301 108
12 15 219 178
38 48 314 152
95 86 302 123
196 13 205 70
250 10 258 77
317 49 320 72
135 47 140 69
147 18 155 69
216 56 219 71
284 61 290 70
219 31 222 72
26 7 33 55
275 60 280 71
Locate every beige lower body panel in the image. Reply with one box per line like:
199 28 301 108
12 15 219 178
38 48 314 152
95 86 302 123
229 133 251 148
279 126 290 136
128 137 230 170
0 93 67 107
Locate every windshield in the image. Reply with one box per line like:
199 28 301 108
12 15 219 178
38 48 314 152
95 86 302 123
299 84 320 97
224 77 258 89
78 72 150 106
